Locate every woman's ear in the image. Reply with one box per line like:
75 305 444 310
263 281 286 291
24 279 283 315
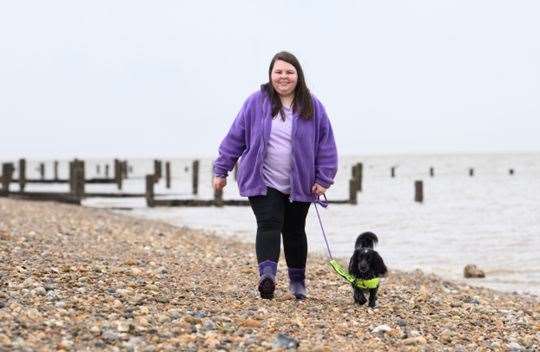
372 252 388 276
348 251 359 277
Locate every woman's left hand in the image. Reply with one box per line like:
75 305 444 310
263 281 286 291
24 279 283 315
311 183 327 196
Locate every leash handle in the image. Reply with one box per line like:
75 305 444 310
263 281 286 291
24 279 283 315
313 194 333 260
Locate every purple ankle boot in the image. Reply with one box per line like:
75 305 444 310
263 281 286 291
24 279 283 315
288 267 307 299
258 260 277 299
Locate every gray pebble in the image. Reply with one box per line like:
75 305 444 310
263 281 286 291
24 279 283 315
272 333 299 349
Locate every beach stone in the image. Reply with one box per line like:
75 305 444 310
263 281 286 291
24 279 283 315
167 309 181 319
203 320 217 331
463 264 485 278
241 319 261 328
60 339 74 350
371 324 391 335
0 333 11 345
402 336 427 345
273 333 299 349
102 329 120 342
439 329 453 343
396 318 407 327
507 342 524 351
192 311 208 318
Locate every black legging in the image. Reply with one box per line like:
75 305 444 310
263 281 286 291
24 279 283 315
248 187 311 268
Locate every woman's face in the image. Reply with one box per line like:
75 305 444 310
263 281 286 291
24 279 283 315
271 59 298 98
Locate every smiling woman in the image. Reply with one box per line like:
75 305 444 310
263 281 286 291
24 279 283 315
212 51 338 300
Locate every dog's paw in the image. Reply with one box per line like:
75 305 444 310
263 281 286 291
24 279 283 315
354 296 367 305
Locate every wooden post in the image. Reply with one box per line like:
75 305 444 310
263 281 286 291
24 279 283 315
69 159 85 197
53 161 59 180
122 161 128 179
18 159 26 192
349 179 358 205
105 164 110 178
75 160 85 197
192 160 199 195
233 163 238 181
415 180 423 203
214 188 223 207
69 160 75 194
145 175 155 207
96 164 101 175
352 162 363 192
128 165 133 174
114 159 122 190
154 160 162 182
509 169 514 175
39 163 45 180
165 161 171 189
429 167 434 177
391 167 396 178
469 168 474 177
1 163 15 195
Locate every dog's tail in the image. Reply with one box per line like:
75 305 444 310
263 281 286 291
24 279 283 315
355 232 378 249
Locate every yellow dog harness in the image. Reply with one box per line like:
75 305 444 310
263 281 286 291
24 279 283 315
329 259 380 289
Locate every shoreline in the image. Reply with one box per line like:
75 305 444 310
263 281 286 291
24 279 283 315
119 207 540 298
0 198 538 351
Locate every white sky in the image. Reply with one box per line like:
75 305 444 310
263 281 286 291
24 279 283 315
1 0 539 159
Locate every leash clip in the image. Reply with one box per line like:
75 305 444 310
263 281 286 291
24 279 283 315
315 194 329 208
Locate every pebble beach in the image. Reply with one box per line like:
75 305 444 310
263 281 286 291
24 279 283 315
0 198 538 351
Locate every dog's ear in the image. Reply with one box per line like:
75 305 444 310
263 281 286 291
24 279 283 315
348 250 360 277
371 251 388 277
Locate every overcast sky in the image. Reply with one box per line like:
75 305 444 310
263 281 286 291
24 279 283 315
1 0 539 159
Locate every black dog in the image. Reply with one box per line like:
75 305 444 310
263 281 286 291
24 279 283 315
348 232 388 308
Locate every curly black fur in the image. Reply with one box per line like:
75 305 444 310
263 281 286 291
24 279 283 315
348 232 388 307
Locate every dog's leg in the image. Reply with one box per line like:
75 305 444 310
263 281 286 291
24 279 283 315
368 287 378 308
353 287 367 305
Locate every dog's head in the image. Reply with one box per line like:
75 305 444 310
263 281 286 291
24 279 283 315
349 247 388 278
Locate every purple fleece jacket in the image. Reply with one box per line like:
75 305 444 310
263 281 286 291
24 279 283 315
213 89 338 202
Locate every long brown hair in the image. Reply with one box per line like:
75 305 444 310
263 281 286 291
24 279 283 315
261 51 314 121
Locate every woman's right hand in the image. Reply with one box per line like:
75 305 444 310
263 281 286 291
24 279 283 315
213 176 227 191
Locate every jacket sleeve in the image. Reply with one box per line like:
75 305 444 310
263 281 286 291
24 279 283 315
315 107 338 189
213 99 249 178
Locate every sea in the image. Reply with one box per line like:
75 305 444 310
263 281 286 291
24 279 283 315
10 153 540 296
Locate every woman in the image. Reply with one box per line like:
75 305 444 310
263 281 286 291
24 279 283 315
213 51 338 299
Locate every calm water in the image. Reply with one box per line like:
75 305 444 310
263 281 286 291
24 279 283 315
11 153 540 295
